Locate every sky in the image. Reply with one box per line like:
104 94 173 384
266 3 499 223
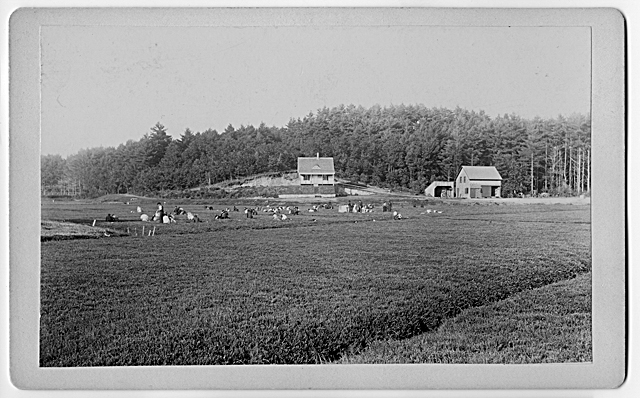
40 25 591 156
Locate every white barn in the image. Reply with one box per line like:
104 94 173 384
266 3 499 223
455 166 502 199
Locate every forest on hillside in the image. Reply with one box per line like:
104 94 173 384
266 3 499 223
41 104 591 198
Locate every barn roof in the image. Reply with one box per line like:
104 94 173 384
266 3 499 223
461 166 502 180
297 156 335 175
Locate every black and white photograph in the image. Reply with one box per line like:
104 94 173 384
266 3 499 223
39 18 595 366
4 4 630 395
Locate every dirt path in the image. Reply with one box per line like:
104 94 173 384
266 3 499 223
479 196 591 205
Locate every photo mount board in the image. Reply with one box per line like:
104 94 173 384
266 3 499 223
8 7 625 390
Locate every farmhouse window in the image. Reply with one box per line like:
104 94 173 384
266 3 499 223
465 188 469 194
303 175 310 181
322 175 329 181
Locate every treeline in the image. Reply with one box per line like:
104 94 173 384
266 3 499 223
41 104 590 198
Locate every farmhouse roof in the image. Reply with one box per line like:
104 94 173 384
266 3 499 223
461 166 502 180
297 156 335 175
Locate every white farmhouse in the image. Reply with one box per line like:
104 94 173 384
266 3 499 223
297 154 335 187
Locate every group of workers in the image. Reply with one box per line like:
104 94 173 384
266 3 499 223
347 200 374 213
109 198 413 227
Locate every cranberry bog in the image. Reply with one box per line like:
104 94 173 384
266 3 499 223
40 198 591 366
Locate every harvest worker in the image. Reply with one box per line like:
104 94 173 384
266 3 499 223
140 214 149 222
214 210 229 220
155 202 165 223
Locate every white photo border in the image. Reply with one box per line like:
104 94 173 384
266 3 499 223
7 6 626 391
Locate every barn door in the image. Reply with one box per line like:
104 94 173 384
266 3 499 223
481 185 491 197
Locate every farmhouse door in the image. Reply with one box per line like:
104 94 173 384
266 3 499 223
314 186 319 195
481 185 491 197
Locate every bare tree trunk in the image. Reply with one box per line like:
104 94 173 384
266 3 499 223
545 141 548 192
587 149 590 193
578 149 582 194
581 148 585 193
569 145 573 193
551 147 558 193
530 151 534 195
563 143 567 188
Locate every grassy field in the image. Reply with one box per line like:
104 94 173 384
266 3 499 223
338 272 592 364
40 196 591 366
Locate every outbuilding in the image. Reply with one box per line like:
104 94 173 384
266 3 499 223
424 181 454 198
455 166 502 199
